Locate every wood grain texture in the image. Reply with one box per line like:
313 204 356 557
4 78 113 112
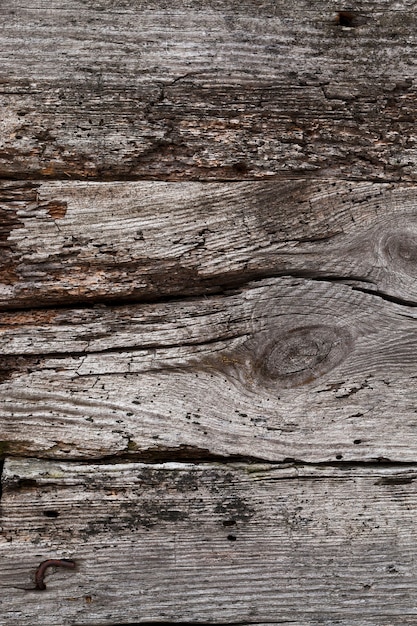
1 276 416 461
3 2 417 625
1 458 417 625
1 0 417 180
2 179 417 308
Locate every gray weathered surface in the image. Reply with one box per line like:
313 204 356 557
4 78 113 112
1 179 417 308
1 1 417 180
1 458 417 626
1 277 416 461
2 1 417 623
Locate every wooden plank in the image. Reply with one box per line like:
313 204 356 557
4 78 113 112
1 458 417 625
1 1 417 180
1 179 417 308
1 276 416 461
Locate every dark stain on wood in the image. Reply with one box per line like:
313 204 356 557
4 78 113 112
336 11 358 28
375 475 416 486
214 495 255 522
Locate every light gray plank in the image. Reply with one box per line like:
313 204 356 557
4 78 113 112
1 179 417 308
1 1 417 179
1 277 416 461
1 458 417 625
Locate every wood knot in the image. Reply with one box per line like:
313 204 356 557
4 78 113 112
252 325 353 388
382 231 417 276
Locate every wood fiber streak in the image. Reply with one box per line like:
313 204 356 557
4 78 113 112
0 277 416 461
1 179 417 308
1 459 417 625
1 1 417 180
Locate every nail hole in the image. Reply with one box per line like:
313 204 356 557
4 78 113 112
17 478 38 489
227 534 237 541
353 439 362 445
43 510 59 518
336 10 356 27
232 161 248 173
335 454 343 460
223 520 236 527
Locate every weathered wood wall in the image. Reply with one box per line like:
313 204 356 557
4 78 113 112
2 459 417 625
1 1 416 625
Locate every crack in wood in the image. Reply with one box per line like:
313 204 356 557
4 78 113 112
0 271 415 315
350 284 417 308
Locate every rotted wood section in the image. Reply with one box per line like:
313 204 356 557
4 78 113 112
1 459 417 626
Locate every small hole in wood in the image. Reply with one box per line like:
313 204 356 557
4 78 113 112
227 534 237 541
353 439 362 445
232 161 248 173
43 510 59 518
336 10 356 27
223 520 236 527
16 478 38 489
335 454 343 460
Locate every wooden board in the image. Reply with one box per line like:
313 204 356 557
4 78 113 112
2 2 417 623
1 276 416 461
2 179 417 308
1 1 417 180
1 458 417 626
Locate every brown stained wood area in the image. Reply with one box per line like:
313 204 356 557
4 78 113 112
1 2 417 625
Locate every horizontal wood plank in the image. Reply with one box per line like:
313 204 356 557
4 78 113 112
1 179 417 308
1 1 417 180
1 458 417 625
1 277 416 461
